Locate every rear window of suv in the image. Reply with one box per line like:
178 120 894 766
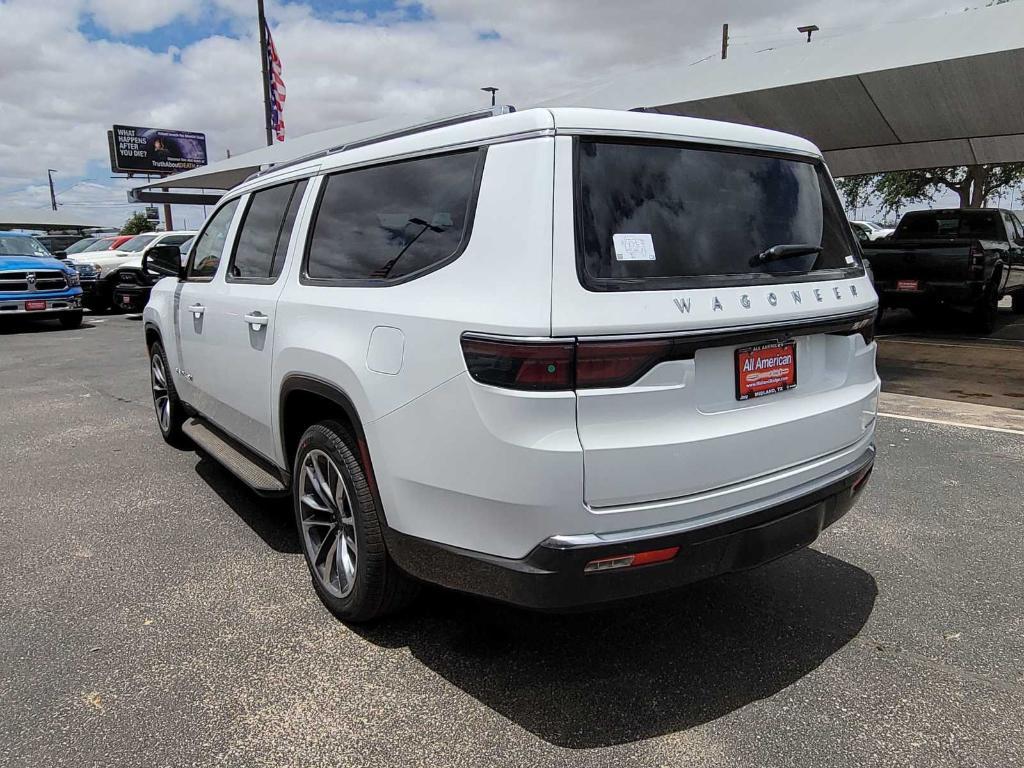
575 139 859 290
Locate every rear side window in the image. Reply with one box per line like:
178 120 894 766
575 139 859 290
229 180 308 280
305 149 482 283
188 199 239 280
896 211 1003 240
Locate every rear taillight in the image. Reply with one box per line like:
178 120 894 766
842 316 875 346
461 335 684 391
460 337 575 391
575 339 673 388
969 243 985 276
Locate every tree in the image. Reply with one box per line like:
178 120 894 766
121 211 156 235
836 163 1024 218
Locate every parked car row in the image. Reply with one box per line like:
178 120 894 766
0 228 196 330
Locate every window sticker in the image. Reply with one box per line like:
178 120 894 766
612 233 656 261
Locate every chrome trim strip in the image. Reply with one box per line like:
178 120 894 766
542 443 875 550
463 309 872 345
575 309 874 343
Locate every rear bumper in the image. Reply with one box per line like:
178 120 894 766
386 444 874 610
112 284 152 312
877 280 985 307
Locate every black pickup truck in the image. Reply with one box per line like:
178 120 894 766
863 208 1024 332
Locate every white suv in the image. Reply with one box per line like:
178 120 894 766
143 107 879 622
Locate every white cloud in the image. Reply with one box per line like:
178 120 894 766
85 0 203 35
0 0 989 227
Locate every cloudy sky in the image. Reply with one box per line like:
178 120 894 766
0 0 998 229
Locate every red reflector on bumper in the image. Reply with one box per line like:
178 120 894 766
584 546 680 573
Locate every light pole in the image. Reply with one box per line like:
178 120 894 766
797 24 819 42
480 86 499 107
47 169 58 211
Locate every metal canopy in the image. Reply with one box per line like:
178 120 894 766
129 113 430 196
543 2 1024 176
0 209 101 232
134 2 1024 201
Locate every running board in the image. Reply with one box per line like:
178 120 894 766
183 418 287 494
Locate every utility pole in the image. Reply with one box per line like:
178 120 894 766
721 23 729 60
481 86 499 106
47 169 58 211
257 0 274 146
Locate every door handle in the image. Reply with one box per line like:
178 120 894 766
188 304 205 316
244 312 270 329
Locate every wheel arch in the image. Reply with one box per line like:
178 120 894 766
144 321 162 349
278 375 385 519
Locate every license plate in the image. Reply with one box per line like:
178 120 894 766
736 341 797 401
121 296 132 305
896 279 919 291
25 300 46 311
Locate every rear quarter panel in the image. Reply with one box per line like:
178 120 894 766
271 137 557 468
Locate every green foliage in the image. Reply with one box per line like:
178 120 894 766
121 211 156 235
837 164 1024 217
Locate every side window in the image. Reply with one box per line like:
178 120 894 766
1004 212 1022 242
228 180 307 281
188 199 240 280
305 149 481 283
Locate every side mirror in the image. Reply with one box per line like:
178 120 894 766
54 250 67 259
143 244 184 279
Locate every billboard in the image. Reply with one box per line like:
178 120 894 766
108 125 208 176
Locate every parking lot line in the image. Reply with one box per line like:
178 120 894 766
877 411 1024 436
876 337 1024 351
878 391 1024 435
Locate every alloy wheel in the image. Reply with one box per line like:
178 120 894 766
150 353 171 433
299 449 358 598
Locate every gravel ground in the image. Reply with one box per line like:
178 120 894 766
1 313 1021 768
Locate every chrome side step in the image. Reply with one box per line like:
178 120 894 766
183 418 286 494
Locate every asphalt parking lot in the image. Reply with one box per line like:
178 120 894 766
2 313 1023 768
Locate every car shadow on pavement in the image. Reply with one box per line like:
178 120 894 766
0 317 98 334
194 456 301 554
355 548 876 748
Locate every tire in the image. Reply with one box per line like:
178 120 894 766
1013 292 1024 315
971 284 999 334
293 421 418 622
59 310 83 329
148 340 188 447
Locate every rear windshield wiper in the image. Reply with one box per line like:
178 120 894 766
752 243 823 266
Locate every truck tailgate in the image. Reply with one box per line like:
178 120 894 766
863 239 974 283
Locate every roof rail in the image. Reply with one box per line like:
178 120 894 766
250 104 516 181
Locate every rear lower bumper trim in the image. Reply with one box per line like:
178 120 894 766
546 444 875 549
384 445 875 611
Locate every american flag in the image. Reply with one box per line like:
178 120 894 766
266 22 286 142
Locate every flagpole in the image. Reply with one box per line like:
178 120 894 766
257 0 274 146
